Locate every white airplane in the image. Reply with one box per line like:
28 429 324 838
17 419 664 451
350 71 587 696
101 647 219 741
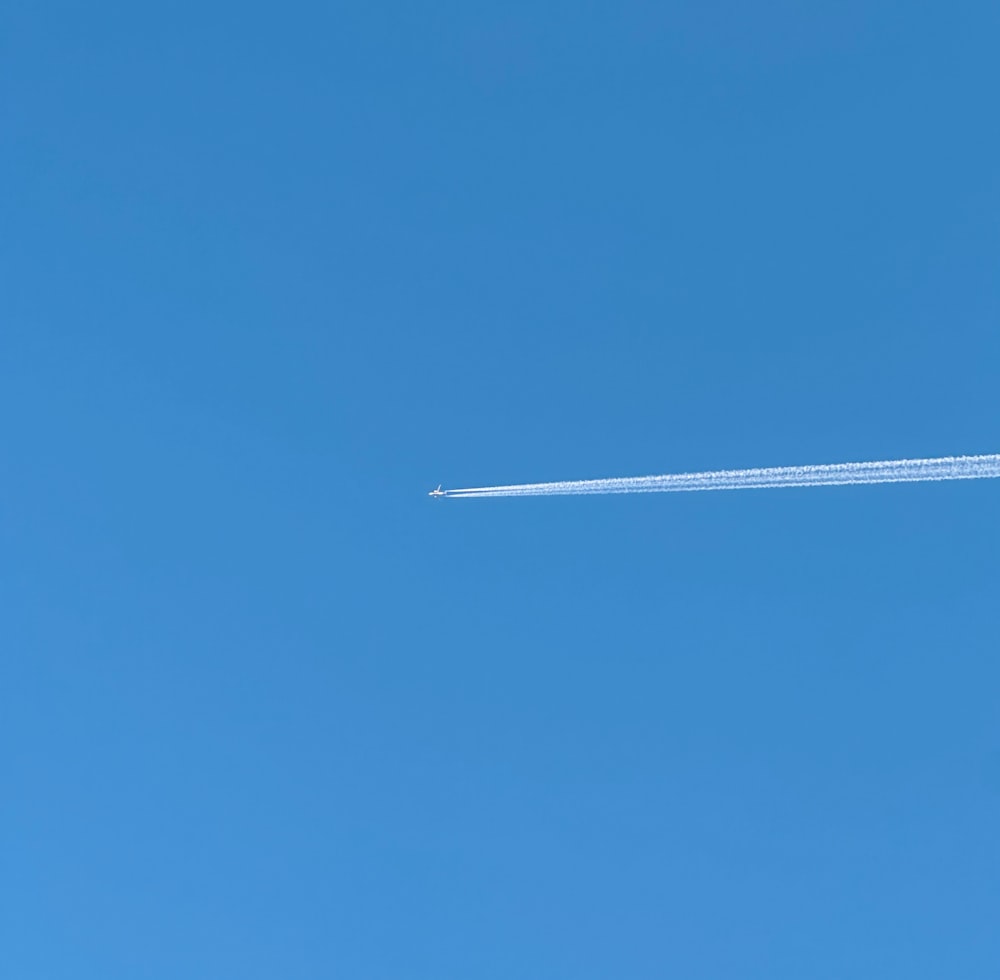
428 485 446 498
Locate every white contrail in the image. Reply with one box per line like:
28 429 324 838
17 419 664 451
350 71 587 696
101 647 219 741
441 454 1000 498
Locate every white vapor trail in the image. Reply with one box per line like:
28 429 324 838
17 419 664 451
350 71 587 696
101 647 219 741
442 454 1000 498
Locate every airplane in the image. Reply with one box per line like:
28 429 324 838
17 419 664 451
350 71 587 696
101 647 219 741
428 485 447 498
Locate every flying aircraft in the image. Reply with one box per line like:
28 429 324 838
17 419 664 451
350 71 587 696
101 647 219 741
428 485 446 498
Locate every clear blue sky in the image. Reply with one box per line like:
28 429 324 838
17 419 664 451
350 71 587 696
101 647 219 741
4 2 999 977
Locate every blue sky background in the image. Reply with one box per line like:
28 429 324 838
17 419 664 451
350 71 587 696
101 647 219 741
3 2 999 977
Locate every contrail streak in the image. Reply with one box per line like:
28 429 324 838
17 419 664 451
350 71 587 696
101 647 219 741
441 454 1000 498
